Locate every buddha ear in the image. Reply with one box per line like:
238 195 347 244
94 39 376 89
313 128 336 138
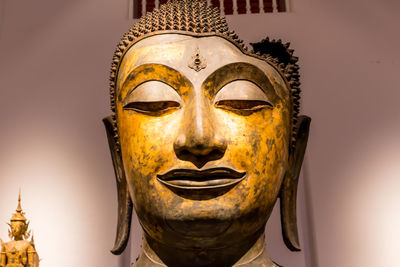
103 116 133 255
279 115 311 251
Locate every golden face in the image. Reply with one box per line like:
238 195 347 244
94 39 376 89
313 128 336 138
10 221 25 238
115 34 292 249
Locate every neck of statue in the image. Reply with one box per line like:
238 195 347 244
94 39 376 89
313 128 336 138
135 231 278 267
14 236 23 241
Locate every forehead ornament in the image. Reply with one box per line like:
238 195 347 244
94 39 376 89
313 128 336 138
188 47 207 72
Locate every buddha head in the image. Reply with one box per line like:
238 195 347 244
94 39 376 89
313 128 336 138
104 0 310 265
8 193 30 241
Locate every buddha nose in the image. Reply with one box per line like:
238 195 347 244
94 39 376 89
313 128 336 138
174 97 227 169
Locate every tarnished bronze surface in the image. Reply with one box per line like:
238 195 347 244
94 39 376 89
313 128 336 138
0 192 39 267
104 1 310 266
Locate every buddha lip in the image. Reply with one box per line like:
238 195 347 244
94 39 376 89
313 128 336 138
157 167 246 189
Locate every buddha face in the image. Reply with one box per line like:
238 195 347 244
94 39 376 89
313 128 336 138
10 221 25 239
115 34 292 249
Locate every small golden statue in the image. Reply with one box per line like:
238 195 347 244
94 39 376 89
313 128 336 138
0 192 39 267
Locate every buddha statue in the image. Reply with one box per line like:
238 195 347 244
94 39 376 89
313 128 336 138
0 193 39 267
103 0 310 266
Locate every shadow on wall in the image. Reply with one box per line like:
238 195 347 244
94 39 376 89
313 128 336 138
0 0 80 42
0 0 5 37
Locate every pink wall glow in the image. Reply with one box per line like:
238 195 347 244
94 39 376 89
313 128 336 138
0 0 132 266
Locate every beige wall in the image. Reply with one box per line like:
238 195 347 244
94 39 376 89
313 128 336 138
0 0 399 267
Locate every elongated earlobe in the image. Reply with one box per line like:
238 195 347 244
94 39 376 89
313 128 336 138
103 116 133 255
280 115 311 251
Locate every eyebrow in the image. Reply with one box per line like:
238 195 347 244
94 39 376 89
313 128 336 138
118 63 193 101
202 62 280 104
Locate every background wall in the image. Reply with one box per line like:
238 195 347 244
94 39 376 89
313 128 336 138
0 0 399 267
0 0 132 266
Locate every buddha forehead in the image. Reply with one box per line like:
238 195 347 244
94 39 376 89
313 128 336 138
117 33 290 102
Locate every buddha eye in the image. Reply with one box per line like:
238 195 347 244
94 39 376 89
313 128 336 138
213 80 272 114
215 100 272 111
123 81 182 115
124 101 180 113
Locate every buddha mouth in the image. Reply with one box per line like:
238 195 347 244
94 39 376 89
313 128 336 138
157 167 246 190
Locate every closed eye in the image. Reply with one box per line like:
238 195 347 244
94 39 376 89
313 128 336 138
123 101 180 115
122 80 182 115
212 80 273 115
215 100 272 114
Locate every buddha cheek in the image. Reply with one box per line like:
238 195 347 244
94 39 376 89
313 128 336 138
221 108 289 214
119 113 181 216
